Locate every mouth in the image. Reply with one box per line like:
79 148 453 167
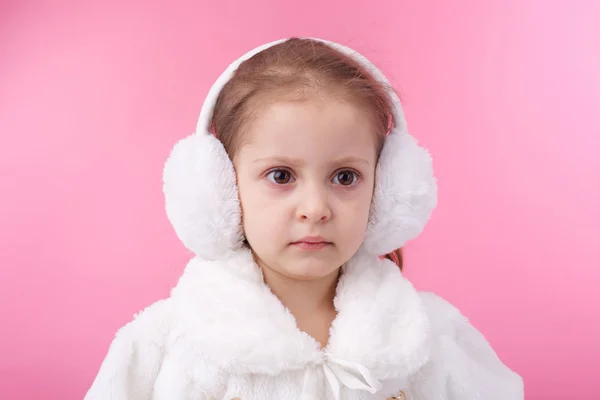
291 236 332 250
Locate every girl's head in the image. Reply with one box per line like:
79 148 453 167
210 38 402 280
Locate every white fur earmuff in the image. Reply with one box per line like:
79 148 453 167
163 38 437 259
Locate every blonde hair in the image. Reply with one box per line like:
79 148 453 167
211 38 404 269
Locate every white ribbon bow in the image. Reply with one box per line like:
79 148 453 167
301 353 382 400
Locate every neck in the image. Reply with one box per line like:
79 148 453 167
260 264 340 315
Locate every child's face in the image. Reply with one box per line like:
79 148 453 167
233 96 378 281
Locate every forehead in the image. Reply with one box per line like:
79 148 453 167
237 98 378 163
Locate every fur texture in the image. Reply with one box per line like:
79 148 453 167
363 131 437 255
85 251 523 399
163 134 243 258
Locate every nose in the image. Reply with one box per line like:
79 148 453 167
296 183 331 222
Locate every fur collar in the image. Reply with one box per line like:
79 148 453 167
169 248 432 382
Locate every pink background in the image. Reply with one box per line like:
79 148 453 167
1 1 599 399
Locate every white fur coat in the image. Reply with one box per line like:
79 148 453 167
84 249 523 399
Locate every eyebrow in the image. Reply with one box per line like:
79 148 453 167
252 155 371 166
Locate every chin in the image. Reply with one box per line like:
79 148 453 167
284 261 341 281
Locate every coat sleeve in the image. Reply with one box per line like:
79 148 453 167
84 300 171 400
408 292 524 400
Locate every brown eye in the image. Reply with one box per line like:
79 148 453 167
266 169 294 184
334 170 358 186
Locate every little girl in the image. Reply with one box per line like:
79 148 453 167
85 38 523 399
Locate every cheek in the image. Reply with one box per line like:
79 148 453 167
237 175 284 241
335 185 374 233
